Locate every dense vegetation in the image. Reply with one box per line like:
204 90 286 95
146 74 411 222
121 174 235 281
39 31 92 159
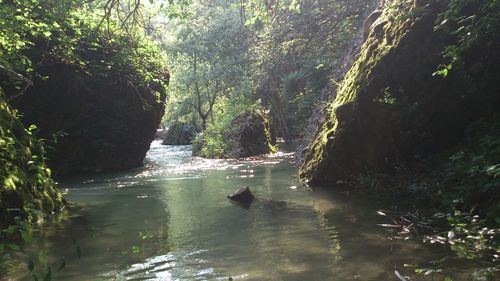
0 93 64 247
159 0 374 146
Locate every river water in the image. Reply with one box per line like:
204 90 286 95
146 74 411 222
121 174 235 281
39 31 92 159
4 142 466 280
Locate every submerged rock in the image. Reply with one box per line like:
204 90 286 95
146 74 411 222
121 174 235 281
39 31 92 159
227 187 255 204
162 122 197 145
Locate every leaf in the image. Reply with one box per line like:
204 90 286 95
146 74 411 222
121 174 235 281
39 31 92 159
21 230 33 243
131 246 141 253
7 243 20 251
377 224 401 228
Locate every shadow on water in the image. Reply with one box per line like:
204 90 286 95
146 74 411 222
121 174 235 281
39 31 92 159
2 142 478 280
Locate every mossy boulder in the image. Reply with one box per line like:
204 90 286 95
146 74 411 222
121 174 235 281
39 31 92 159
11 63 167 175
193 110 277 158
299 0 500 185
227 110 276 158
7 29 169 175
162 122 196 145
0 94 64 227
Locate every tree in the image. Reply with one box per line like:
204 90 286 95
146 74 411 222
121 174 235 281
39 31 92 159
160 0 253 130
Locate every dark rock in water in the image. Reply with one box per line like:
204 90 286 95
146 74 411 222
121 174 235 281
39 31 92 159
227 187 255 203
227 110 276 158
192 109 276 158
11 63 167 175
162 122 197 145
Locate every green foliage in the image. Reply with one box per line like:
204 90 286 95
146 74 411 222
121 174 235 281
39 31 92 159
0 0 168 101
435 0 500 76
160 0 252 130
0 93 64 269
354 121 500 279
158 0 373 142
193 98 256 158
435 122 500 224
192 99 275 158
249 0 372 139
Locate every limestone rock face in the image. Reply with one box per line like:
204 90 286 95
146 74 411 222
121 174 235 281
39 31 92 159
12 63 167 175
162 122 196 145
299 0 500 185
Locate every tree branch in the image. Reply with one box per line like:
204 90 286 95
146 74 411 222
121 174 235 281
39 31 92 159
0 64 34 101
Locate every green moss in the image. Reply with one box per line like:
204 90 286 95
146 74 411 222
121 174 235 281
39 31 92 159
300 0 500 186
299 0 434 183
195 109 277 158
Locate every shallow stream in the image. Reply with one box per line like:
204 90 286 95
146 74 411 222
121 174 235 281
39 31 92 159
4 142 468 280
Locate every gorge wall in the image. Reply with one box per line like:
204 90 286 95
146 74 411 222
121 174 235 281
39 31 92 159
299 0 500 185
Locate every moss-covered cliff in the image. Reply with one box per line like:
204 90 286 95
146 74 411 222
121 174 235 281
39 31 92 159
299 0 500 185
0 93 64 228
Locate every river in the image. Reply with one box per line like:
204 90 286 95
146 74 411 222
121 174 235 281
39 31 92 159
4 142 466 280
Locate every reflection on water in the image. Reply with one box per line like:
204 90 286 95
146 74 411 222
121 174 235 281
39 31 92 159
5 141 454 280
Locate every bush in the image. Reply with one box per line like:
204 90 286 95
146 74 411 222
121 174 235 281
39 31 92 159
193 102 277 158
0 91 64 234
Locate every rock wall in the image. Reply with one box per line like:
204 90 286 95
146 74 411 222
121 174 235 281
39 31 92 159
12 63 167 175
299 0 500 185
296 0 383 162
